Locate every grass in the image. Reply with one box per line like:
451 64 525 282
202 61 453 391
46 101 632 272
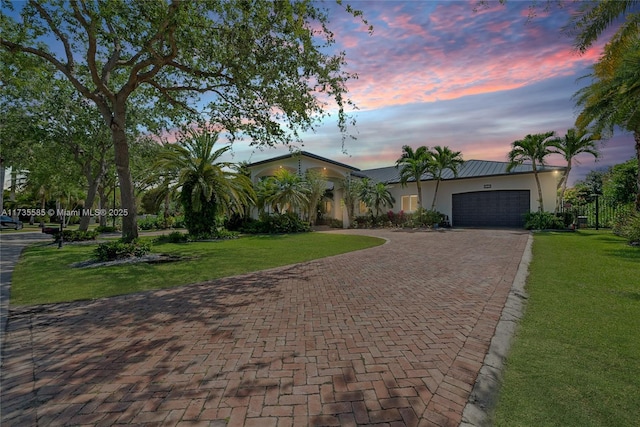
11 232 384 305
493 230 640 427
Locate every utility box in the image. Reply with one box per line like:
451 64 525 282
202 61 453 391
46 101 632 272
577 216 588 229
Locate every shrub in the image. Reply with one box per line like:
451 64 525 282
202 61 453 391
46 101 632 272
524 211 565 230
52 230 99 242
328 218 344 228
153 231 189 244
612 206 640 245
94 239 151 261
95 225 117 233
241 212 310 234
173 215 186 229
138 216 159 230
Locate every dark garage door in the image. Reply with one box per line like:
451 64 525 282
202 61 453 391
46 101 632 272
452 190 530 227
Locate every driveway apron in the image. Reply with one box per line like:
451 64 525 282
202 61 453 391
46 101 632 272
1 229 528 427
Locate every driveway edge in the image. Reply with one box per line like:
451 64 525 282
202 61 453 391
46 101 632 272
460 232 533 427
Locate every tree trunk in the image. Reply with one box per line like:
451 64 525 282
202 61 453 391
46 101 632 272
431 179 441 210
533 162 544 212
79 172 101 231
98 184 108 227
0 158 5 214
416 181 423 210
635 131 640 212
555 160 572 214
111 108 138 241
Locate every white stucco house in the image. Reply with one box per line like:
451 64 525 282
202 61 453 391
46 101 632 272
247 151 565 228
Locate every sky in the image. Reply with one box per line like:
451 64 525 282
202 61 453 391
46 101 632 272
222 0 636 185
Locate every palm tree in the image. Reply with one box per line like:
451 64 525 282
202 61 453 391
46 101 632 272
428 146 464 210
339 175 359 224
395 145 432 210
358 178 394 218
369 181 395 217
304 170 328 225
507 132 557 212
154 129 255 235
575 38 640 210
264 168 309 214
550 128 600 212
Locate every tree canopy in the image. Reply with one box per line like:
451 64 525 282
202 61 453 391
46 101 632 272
1 0 369 239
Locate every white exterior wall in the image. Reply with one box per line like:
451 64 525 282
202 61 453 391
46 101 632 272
249 156 355 226
387 171 562 220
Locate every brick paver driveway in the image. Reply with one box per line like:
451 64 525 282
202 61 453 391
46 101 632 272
1 229 528 426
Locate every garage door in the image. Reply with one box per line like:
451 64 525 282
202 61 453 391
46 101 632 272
452 190 530 227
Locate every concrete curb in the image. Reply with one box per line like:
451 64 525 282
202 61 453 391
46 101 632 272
460 232 533 427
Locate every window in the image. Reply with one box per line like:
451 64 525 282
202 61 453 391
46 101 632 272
401 195 418 212
358 201 368 214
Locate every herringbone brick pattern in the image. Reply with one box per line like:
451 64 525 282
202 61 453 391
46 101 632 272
1 229 528 426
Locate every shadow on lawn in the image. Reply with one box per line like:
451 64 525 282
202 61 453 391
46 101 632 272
1 263 311 425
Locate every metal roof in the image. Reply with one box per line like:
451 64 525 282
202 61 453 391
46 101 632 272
358 160 565 184
247 151 565 183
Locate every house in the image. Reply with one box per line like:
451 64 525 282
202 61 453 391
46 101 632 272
247 151 565 228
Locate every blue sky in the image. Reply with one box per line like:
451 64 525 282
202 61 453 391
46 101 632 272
223 0 635 185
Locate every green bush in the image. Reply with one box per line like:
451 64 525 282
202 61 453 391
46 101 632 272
138 216 159 230
52 230 100 242
153 231 189 244
95 225 117 233
94 239 151 261
241 212 310 234
524 211 565 230
612 206 640 244
173 215 186 229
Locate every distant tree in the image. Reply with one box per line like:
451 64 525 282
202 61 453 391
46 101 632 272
396 145 432 210
507 132 558 211
153 129 254 236
1 1 369 240
551 128 600 212
428 146 464 210
603 158 639 205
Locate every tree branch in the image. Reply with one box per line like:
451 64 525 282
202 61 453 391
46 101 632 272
29 1 75 71
69 0 114 100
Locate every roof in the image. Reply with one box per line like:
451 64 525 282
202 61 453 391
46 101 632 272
359 160 565 184
248 151 361 172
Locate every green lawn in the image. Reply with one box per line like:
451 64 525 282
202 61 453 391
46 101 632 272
493 230 640 427
11 232 384 305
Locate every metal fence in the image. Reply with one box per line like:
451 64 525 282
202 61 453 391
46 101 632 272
561 196 619 229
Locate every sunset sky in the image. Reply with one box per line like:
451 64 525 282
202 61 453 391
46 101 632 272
225 0 636 185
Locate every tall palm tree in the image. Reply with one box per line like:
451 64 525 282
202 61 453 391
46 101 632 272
507 132 557 212
395 145 432 210
264 168 309 214
428 145 464 210
154 129 255 235
575 38 640 210
551 128 600 212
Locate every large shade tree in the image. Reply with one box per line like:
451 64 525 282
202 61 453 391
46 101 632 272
507 131 558 212
395 145 432 210
1 0 368 240
428 145 464 210
551 128 600 212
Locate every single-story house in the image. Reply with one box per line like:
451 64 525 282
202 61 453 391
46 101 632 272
247 151 565 228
